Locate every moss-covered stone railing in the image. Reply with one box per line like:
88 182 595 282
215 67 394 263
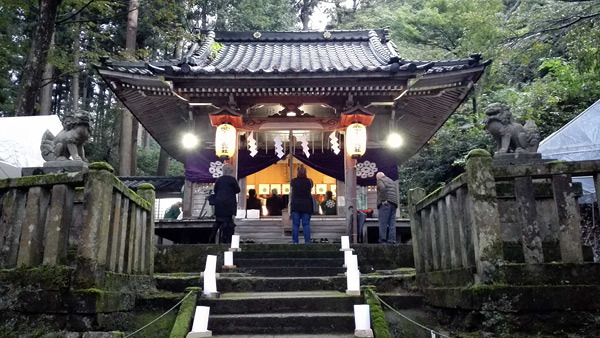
408 149 600 287
0 162 155 277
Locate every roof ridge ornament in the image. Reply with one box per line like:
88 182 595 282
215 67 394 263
180 30 216 67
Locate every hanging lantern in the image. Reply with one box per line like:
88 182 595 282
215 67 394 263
345 122 366 158
215 123 237 159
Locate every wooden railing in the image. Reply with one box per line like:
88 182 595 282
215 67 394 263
408 150 600 284
0 162 155 277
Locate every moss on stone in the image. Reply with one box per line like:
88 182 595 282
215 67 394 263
169 289 198 338
89 161 115 173
0 172 84 189
466 149 491 159
362 286 391 338
137 183 155 190
0 265 72 289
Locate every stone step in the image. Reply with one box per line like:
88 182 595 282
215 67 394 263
212 335 355 338
199 291 361 314
234 266 347 277
155 274 415 294
208 312 355 335
235 258 344 268
235 250 343 259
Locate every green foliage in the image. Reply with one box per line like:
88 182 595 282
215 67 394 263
136 141 185 177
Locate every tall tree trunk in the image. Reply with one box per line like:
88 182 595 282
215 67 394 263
157 148 169 176
118 0 139 176
71 13 81 111
38 32 55 115
15 0 62 116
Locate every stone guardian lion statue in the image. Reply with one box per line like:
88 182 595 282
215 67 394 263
40 109 93 162
483 103 541 155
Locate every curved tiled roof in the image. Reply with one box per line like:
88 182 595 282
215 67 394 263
159 29 426 75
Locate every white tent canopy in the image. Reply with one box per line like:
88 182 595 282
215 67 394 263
0 115 62 178
539 99 600 202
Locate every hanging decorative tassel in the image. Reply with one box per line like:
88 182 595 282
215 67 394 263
298 134 310 158
330 131 340 155
274 135 285 158
248 131 258 157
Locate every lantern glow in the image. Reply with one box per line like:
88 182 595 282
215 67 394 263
215 123 237 158
345 122 367 158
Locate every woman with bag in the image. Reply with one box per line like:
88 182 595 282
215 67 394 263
209 164 240 243
290 164 313 244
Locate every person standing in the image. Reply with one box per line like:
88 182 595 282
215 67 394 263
376 172 398 244
320 190 337 215
290 165 313 244
266 188 285 216
209 164 240 243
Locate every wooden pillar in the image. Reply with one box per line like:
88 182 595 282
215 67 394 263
552 174 584 262
429 204 440 271
0 189 27 268
137 184 156 275
182 179 193 218
17 186 50 266
344 151 357 243
407 188 426 273
420 208 433 272
515 176 545 264
43 185 73 265
445 192 462 269
80 164 113 266
465 150 504 284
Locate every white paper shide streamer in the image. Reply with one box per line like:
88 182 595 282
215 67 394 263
298 134 310 158
329 131 340 155
274 135 285 158
248 131 258 157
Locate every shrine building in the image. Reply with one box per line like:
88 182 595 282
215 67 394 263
96 29 489 243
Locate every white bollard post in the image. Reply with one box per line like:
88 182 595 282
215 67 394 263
344 250 353 267
346 254 358 271
204 255 217 273
203 255 220 298
340 236 352 251
230 235 241 252
346 267 361 296
353 304 374 337
186 306 212 337
223 251 235 268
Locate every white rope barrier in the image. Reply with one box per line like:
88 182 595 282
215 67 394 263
126 290 194 337
376 294 450 338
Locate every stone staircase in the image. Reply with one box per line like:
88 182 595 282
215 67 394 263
153 245 422 337
233 218 348 244
204 246 356 336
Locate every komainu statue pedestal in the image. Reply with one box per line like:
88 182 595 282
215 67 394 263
492 152 549 166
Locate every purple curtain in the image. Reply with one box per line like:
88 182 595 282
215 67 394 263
355 148 399 186
185 149 283 183
237 149 283 179
293 150 345 182
293 148 398 186
186 148 398 186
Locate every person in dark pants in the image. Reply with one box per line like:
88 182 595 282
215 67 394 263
290 165 313 244
266 188 285 216
209 164 240 244
246 189 262 215
376 171 398 244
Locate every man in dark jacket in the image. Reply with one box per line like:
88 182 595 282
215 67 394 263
376 172 398 244
209 164 240 243
266 188 285 216
290 165 313 244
